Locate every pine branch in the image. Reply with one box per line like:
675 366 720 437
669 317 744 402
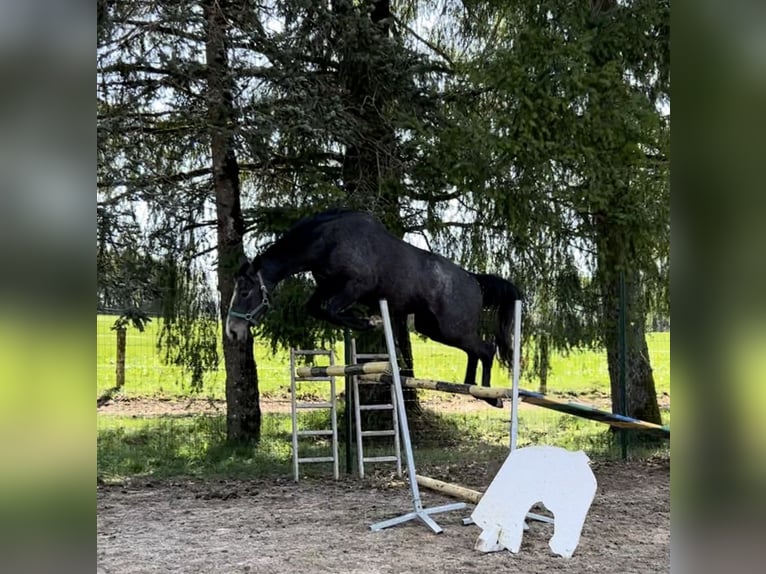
394 16 455 70
97 168 212 195
123 20 206 44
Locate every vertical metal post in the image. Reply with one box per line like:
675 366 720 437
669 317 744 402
343 329 353 475
369 299 466 533
380 301 423 512
510 300 522 451
329 350 339 480
390 380 403 477
618 271 628 460
289 349 299 481
466 299 550 534
351 338 365 477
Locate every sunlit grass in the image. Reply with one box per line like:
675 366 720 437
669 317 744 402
97 315 670 481
97 315 670 400
97 414 293 480
97 405 668 482
543 333 670 396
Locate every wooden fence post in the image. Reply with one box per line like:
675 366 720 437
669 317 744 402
115 326 126 389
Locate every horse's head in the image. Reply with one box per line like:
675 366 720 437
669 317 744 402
225 256 270 342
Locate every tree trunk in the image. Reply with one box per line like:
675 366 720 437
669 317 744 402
597 225 661 425
588 0 661 427
334 0 421 425
536 332 549 394
204 0 261 443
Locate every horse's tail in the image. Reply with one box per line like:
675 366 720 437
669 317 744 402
470 273 522 370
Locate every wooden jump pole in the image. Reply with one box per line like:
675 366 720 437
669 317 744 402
415 475 483 505
416 474 556 526
295 361 390 378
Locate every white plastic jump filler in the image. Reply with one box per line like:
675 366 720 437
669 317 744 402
469 299 596 558
372 298 597 558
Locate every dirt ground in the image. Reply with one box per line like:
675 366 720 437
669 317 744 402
97 457 669 574
96 390 671 417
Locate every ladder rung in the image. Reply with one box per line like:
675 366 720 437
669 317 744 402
295 402 334 409
294 376 334 381
363 456 400 463
361 430 396 437
298 456 336 463
296 430 334 437
358 404 393 411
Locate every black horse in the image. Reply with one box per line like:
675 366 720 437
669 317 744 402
225 209 522 406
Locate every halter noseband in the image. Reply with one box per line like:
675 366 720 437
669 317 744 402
228 270 270 325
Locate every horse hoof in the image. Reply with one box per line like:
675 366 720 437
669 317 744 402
368 315 384 329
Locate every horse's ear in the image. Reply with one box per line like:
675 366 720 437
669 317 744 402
236 254 250 276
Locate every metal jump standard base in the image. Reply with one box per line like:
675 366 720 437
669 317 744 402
369 299 466 534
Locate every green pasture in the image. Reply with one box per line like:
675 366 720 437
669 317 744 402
97 405 668 482
96 412 503 481
98 314 669 481
97 315 670 400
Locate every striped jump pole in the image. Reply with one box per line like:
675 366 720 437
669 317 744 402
295 361 390 378
359 373 670 438
360 373 511 399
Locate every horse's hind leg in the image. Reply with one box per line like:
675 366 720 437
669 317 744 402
478 341 496 388
463 353 479 386
461 345 502 409
414 310 502 408
479 342 503 408
477 342 503 408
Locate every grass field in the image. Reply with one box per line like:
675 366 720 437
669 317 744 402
97 405 668 481
97 315 670 400
97 314 669 481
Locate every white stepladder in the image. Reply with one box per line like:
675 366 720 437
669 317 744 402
289 348 339 482
368 299 467 534
349 340 402 479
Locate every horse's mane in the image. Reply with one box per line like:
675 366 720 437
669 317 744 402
290 208 358 230
283 208 364 238
260 208 368 263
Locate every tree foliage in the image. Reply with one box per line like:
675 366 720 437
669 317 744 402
156 257 219 391
97 0 670 423
402 0 669 411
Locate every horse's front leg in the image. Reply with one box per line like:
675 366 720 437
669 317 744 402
306 286 377 331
